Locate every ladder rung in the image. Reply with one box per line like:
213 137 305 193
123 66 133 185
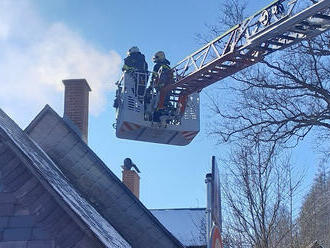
197 77 213 82
291 25 322 34
268 40 284 46
313 14 330 21
290 30 308 36
227 58 245 63
236 54 255 60
278 35 296 41
214 65 226 69
300 20 310 26
208 70 220 74
292 25 309 32
217 64 234 68
202 75 213 79
300 20 322 28
258 46 275 52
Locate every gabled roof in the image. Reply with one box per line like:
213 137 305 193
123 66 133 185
151 208 207 247
0 108 130 247
25 105 184 248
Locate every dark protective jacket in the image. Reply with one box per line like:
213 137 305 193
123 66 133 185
152 59 171 87
122 52 148 72
152 59 170 73
151 59 174 107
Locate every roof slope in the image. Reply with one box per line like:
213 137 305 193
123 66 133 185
25 105 184 248
151 208 207 247
0 108 130 248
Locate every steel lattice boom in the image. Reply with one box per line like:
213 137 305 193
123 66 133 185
171 0 330 97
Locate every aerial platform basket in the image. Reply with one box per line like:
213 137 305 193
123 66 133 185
113 0 330 146
114 72 200 146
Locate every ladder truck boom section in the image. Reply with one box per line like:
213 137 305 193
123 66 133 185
172 0 330 97
114 0 330 146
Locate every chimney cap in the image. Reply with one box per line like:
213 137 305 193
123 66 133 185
62 79 91 92
122 158 141 173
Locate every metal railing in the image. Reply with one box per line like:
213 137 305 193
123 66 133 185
171 0 330 96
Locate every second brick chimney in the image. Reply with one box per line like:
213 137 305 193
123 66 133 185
122 158 140 199
63 79 91 143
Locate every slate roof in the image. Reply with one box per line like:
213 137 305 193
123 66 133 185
25 105 184 248
0 108 130 247
151 208 207 247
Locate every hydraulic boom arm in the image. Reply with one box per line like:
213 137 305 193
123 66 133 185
171 0 330 97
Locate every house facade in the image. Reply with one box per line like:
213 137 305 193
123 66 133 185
0 78 206 247
0 79 184 247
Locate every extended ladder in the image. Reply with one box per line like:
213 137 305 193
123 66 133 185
171 0 330 97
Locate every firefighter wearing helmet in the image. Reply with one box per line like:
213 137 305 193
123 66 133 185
121 46 148 102
149 51 174 122
152 51 170 73
151 51 171 89
122 46 148 73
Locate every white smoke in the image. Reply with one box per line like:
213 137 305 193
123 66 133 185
0 1 122 126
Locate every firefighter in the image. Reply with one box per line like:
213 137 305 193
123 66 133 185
150 51 174 122
122 46 148 73
151 51 171 86
122 46 148 98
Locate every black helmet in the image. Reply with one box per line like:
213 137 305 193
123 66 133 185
127 46 140 55
153 51 166 63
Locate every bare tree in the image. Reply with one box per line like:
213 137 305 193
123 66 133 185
221 143 302 248
298 165 330 248
198 1 329 247
204 0 330 156
201 0 247 41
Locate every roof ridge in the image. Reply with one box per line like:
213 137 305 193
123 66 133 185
24 106 184 248
0 108 130 247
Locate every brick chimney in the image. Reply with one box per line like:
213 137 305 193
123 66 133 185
122 158 140 199
63 79 91 143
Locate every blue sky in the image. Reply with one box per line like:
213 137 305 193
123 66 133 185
0 0 322 211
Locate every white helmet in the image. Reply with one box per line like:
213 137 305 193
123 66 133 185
153 51 166 63
127 46 140 55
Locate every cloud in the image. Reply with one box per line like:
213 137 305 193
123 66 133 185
0 1 122 127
